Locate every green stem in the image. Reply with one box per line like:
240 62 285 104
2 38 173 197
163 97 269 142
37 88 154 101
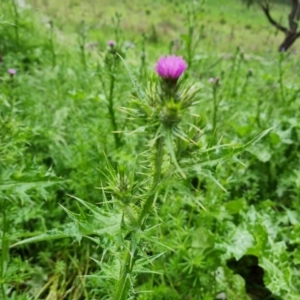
256 98 262 128
114 136 164 300
186 6 194 67
78 21 87 69
138 136 164 225
1 212 7 300
240 76 249 97
80 44 86 69
114 236 136 300
212 86 218 136
49 21 56 68
12 0 19 46
278 54 285 103
187 25 193 67
108 73 121 148
232 56 242 97
139 34 147 82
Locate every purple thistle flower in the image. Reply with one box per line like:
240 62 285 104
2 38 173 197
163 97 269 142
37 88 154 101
8 69 16 76
156 55 187 81
108 40 116 47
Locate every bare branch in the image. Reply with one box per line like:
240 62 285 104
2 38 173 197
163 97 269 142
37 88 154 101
260 1 288 33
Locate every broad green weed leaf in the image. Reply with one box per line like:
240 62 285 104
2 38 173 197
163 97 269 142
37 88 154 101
226 227 255 260
216 266 250 300
225 199 247 215
260 256 297 298
191 228 214 250
248 143 272 162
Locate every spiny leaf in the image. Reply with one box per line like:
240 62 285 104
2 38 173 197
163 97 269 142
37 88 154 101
117 53 145 100
11 223 84 247
0 179 63 204
193 127 273 167
11 196 123 247
0 179 62 191
164 128 186 179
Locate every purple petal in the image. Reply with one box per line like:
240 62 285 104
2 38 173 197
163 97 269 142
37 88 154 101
8 68 16 75
156 55 187 80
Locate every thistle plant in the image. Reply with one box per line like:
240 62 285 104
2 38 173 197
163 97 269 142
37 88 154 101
277 51 287 103
77 20 87 69
182 0 205 67
230 47 245 97
0 209 8 300
139 33 148 82
209 77 220 138
7 71 16 112
105 55 268 299
110 55 194 299
4 0 300 298
12 48 271 299
11 0 20 46
240 68 253 97
98 39 124 149
97 14 127 150
48 20 56 68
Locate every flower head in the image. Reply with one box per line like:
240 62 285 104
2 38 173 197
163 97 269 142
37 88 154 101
108 40 116 47
156 55 187 81
8 68 16 76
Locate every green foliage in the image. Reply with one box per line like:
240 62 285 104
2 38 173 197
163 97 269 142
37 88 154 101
1 0 300 299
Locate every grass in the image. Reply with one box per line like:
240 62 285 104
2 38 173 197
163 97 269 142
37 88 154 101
1 0 300 299
27 0 295 54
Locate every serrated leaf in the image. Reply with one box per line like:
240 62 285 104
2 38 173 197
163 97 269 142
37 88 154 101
190 127 273 168
165 128 186 179
11 223 83 247
0 179 63 204
117 53 145 100
11 196 123 247
216 266 250 300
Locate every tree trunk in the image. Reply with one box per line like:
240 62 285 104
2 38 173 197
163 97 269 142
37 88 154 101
279 32 300 51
